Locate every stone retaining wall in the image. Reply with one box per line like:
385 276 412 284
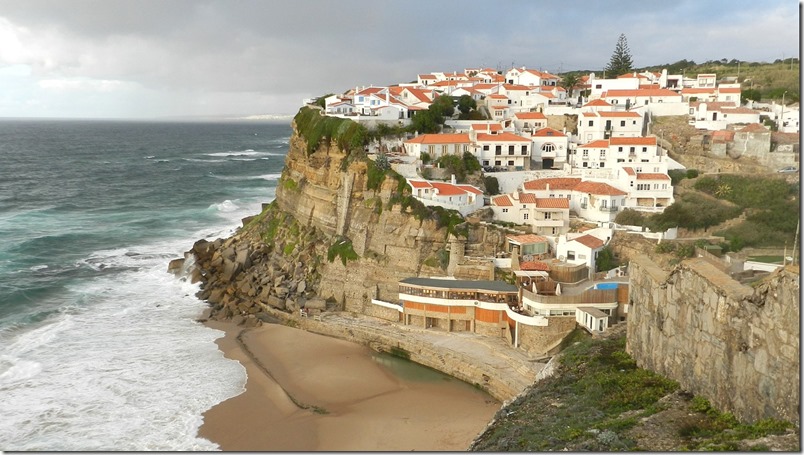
627 255 799 424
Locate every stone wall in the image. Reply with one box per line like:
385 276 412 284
627 255 799 424
517 317 577 356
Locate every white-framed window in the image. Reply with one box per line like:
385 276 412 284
502 208 508 213
523 213 529 220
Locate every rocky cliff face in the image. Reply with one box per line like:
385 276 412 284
174 116 505 324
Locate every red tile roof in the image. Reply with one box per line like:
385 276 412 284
536 198 569 209
430 182 467 196
583 99 612 107
404 133 471 144
718 87 741 93
622 167 636 176
580 140 610 148
492 194 513 206
502 84 531 91
520 261 550 271
572 234 605 249
513 112 547 120
636 173 670 180
523 177 581 191
532 127 565 137
457 185 483 195
471 123 503 131
681 88 717 94
518 193 538 204
609 136 657 146
409 180 431 189
573 181 628 196
596 111 641 118
507 234 548 244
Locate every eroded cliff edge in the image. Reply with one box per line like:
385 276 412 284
172 108 500 325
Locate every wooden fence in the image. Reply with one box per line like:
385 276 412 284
522 288 617 305
548 263 589 284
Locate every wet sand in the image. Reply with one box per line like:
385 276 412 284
198 320 500 451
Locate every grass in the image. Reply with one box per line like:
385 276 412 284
748 255 784 264
471 330 679 451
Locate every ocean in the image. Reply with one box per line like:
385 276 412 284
0 118 291 450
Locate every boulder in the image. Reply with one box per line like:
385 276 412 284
266 295 286 310
167 258 185 275
304 298 327 310
296 280 307 294
235 247 252 270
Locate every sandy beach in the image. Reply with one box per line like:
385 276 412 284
199 320 500 451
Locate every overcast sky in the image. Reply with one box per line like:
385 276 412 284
0 0 799 119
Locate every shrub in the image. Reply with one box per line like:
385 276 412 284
326 237 359 265
294 106 369 155
615 208 647 227
484 176 500 195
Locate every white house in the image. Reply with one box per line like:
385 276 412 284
403 133 472 159
616 167 674 210
490 192 570 236
407 177 484 216
531 127 569 169
577 111 643 142
475 131 532 170
511 111 548 133
505 67 560 87
601 88 683 109
555 233 607 272
571 181 628 223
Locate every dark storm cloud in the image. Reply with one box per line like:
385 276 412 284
0 0 798 117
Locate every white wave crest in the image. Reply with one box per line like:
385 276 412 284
210 200 239 212
0 355 43 385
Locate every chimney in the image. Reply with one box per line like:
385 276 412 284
546 183 550 192
451 174 457 185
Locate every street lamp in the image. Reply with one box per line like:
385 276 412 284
780 91 787 131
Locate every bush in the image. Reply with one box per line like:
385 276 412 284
615 208 647 226
484 176 500 195
294 106 369 154
326 237 359 265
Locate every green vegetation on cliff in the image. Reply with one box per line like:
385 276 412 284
294 106 369 155
471 330 795 451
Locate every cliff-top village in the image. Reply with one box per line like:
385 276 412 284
299 64 799 340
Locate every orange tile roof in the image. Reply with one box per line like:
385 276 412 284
477 132 531 142
514 112 547 119
488 94 508 99
718 87 741 93
532 127 565 137
721 107 759 114
689 101 736 110
523 177 581 191
536 198 569 209
682 88 716 94
609 136 657 146
404 133 471 144
404 87 434 103
507 234 548 244
636 173 670 180
622 167 636 176
518 193 538 204
580 140 610 148
712 130 735 142
573 181 628 196
492 194 513 206
617 73 648 79
431 182 468 196
471 123 503 131
409 180 431 189
520 261 550 271
503 84 531 91
419 74 437 79
583 99 612 107
572 234 605 249
473 83 499 90
457 185 483 195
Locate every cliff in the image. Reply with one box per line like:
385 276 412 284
175 108 505 325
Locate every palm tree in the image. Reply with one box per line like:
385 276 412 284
560 73 581 98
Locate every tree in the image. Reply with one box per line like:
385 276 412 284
457 95 477 115
605 33 634 77
430 95 455 118
560 73 581 98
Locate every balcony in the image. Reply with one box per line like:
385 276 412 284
599 205 619 212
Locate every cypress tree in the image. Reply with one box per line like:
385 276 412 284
605 33 634 77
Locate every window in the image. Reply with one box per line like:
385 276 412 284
582 162 588 168
582 150 589 158
495 160 501 166
508 160 514 166
595 84 602 89
483 145 489 151
588 120 594 127
600 151 606 159
521 145 528 154
482 160 489 166
629 147 635 153
642 147 648 152
523 213 529 220
618 147 623 152
637 183 650 190
567 250 575 260
552 227 557 234
620 120 625 127
542 143 555 154
502 208 508 213
508 145 515 155
617 158 625 163
662 184 668 189
495 145 502 155
544 212 552 219
601 200 607 208
636 167 642 172
549 194 555 198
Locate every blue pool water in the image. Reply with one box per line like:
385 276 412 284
593 282 619 290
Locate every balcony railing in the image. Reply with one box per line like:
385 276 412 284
599 205 619 212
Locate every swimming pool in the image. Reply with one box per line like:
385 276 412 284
593 282 619 290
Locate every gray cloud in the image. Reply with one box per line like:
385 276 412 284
0 0 798 118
